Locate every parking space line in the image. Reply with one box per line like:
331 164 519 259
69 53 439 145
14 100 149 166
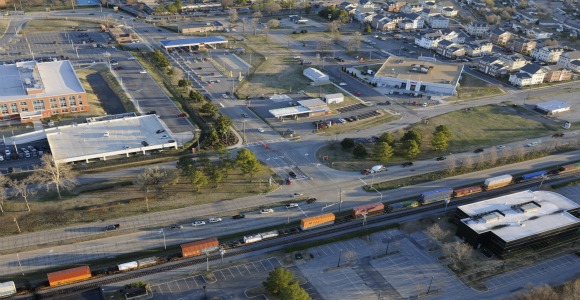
265 259 276 270
244 264 252 274
191 276 199 288
235 266 244 276
166 282 173 293
259 260 269 270
228 267 235 278
317 247 327 255
251 262 261 272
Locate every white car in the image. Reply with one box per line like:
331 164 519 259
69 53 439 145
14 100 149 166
257 128 264 133
286 203 298 208
496 145 506 149
338 118 347 124
5 149 11 156
339 82 347 86
526 141 539 147
192 221 206 226
291 193 304 197
139 70 147 74
260 208 274 214
128 56 136 60
208 218 222 223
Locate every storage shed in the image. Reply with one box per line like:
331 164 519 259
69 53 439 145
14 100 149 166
323 93 344 104
303 67 329 82
535 100 571 115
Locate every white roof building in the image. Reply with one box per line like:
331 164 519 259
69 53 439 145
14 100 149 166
535 100 571 115
303 67 329 82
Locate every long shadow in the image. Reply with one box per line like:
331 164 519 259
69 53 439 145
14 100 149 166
86 73 126 115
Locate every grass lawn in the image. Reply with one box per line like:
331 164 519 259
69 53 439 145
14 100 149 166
0 169 279 237
446 74 504 101
0 19 9 35
317 104 562 171
22 19 101 33
75 66 110 117
318 112 400 136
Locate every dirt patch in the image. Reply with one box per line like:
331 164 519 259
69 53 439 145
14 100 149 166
22 19 101 33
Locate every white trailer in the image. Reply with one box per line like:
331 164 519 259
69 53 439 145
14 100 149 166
260 230 279 240
484 174 513 189
118 261 139 271
243 234 263 244
0 281 16 297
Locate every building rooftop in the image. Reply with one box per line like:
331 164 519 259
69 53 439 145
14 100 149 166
47 115 175 163
375 56 463 85
160 36 228 48
459 190 580 242
0 60 84 103
536 100 571 111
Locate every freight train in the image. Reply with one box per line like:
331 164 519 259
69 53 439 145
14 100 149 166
6 163 579 296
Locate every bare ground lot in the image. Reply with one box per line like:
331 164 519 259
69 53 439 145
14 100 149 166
445 74 505 101
22 19 102 33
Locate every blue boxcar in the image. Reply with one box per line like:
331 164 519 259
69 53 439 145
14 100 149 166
521 170 548 181
420 188 453 204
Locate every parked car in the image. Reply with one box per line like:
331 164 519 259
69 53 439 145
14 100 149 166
289 171 297 179
295 253 303 259
496 145 506 149
526 141 540 147
260 208 274 214
156 129 165 134
291 193 303 197
192 221 206 226
232 214 245 219
208 218 222 223
242 113 249 118
361 169 371 175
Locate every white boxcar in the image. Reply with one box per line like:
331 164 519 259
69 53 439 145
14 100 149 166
260 230 279 240
137 257 157 267
484 174 513 189
0 281 16 297
243 234 263 244
117 261 139 271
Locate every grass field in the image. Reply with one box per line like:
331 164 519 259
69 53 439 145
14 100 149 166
318 112 400 136
0 169 278 237
75 66 109 117
0 19 9 36
317 104 562 171
23 19 101 33
446 74 504 101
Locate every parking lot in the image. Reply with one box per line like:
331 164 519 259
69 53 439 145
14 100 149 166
0 140 50 174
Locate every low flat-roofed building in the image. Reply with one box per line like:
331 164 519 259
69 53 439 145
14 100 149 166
535 100 571 115
179 21 224 34
0 60 87 123
373 56 463 95
455 190 580 257
108 27 133 43
269 98 330 119
47 115 177 164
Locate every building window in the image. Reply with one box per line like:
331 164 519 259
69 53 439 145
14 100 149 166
52 110 59 115
62 108 68 113
49 98 56 103
21 107 28 112
78 95 82 100
20 102 27 106
10 103 18 113
32 100 45 110
79 100 83 106
80 107 84 111
71 107 78 112
69 96 77 106
59 97 67 107
0 104 8 114
50 104 58 108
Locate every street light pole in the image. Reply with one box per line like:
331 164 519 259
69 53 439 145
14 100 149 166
426 276 434 294
203 285 207 300
337 249 343 267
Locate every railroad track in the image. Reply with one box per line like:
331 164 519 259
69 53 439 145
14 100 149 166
24 172 580 299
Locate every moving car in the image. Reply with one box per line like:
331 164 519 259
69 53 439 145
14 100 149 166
286 203 299 208
306 197 317 203
402 162 414 167
139 70 147 74
496 145 506 149
291 193 303 197
169 224 183 230
192 221 206 226
260 208 274 214
208 218 222 223
474 148 484 153
289 171 297 179
257 128 264 133
436 156 446 161
105 224 120 231
232 214 245 219
526 141 540 147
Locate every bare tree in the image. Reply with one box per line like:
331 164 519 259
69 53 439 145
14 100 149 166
10 176 39 212
35 154 77 198
264 1 281 14
328 20 340 34
445 157 457 175
347 32 362 52
133 167 176 211
489 147 498 165
221 0 234 8
514 145 526 161
229 8 238 23
267 19 280 28
426 224 449 243
512 284 559 300
443 241 474 270
561 278 580 299
0 174 7 213
461 155 474 171
476 152 486 168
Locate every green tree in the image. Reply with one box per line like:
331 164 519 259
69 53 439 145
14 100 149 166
353 143 368 158
431 131 449 151
206 128 221 147
340 138 355 149
201 102 219 116
207 165 224 188
280 280 312 300
435 125 451 139
166 3 178 13
378 132 395 146
403 140 421 158
236 149 263 181
215 115 233 141
176 156 195 175
373 142 393 163
402 130 422 146
264 268 295 295
364 24 372 33
190 169 209 192
174 0 183 11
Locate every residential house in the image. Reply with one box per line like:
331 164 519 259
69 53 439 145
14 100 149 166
542 66 572 82
422 1 437 9
415 32 443 49
509 63 546 86
478 56 509 77
372 14 401 31
386 0 406 12
359 0 377 9
489 28 512 46
398 13 424 30
428 14 449 29
420 8 440 21
464 40 493 57
436 40 465 59
440 29 459 43
401 3 423 13
508 38 537 55
525 28 552 40
501 53 529 71
466 22 490 37
531 46 564 63
354 7 376 22
557 50 580 72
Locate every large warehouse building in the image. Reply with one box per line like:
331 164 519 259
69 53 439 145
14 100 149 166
455 190 580 257
0 60 88 123
373 56 464 95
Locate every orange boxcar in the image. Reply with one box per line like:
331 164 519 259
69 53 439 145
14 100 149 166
47 266 91 287
352 202 384 218
181 238 220 258
300 213 335 230
453 186 483 198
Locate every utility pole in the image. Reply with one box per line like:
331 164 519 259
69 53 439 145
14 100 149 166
426 276 434 294
338 189 343 212
206 252 209 271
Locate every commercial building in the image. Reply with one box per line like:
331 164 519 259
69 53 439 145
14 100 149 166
179 22 224 34
303 68 329 82
534 100 571 115
373 56 463 95
269 98 330 119
455 190 580 257
46 115 178 164
160 36 228 52
0 60 88 123
108 27 133 43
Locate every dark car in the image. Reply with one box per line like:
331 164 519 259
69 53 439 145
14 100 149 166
105 224 120 231
436 156 446 161
474 148 484 153
306 197 317 204
169 224 183 230
289 171 297 179
232 214 245 219
156 129 165 134
141 141 149 147
295 253 303 260
7 167 14 173
402 162 414 167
